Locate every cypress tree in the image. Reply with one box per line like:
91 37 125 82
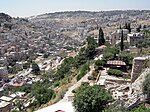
119 25 122 29
120 30 124 51
124 23 128 29
136 24 141 32
98 27 105 46
124 23 131 33
127 23 131 33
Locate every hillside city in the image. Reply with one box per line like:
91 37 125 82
0 10 150 112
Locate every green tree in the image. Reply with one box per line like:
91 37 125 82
127 23 131 33
75 47 87 67
73 85 113 112
98 27 105 46
107 69 123 77
120 30 124 51
132 104 150 112
32 62 40 75
105 47 119 59
118 53 134 66
119 24 122 29
86 36 97 59
102 52 114 62
55 57 75 80
95 59 105 70
103 104 150 112
77 64 89 81
15 100 25 112
124 23 131 33
136 24 141 32
136 41 143 54
124 23 128 29
32 82 55 106
143 72 150 101
13 86 31 93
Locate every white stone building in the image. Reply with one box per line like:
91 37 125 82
127 33 144 46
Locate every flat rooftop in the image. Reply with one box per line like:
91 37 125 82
0 96 13 102
107 60 126 66
134 57 146 60
0 101 10 108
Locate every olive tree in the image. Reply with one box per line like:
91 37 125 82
73 85 113 112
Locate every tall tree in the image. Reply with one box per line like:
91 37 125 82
120 30 124 51
32 62 40 75
98 27 105 46
127 23 131 33
136 24 141 32
124 23 128 29
124 23 131 33
31 82 55 106
86 36 97 59
119 24 122 29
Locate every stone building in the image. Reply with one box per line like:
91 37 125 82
127 33 144 46
117 29 129 40
0 67 8 80
0 57 7 66
111 29 129 46
0 101 11 112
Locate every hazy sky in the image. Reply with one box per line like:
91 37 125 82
0 0 150 17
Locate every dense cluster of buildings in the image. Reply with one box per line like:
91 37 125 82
0 92 26 112
0 10 150 111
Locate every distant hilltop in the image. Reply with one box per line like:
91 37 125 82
0 13 12 22
29 10 150 19
1 10 150 19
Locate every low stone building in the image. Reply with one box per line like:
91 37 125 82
127 33 144 46
111 29 129 46
106 60 127 72
0 67 8 80
117 29 129 40
0 101 11 112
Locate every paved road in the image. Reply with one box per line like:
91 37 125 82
96 68 108 85
35 101 74 112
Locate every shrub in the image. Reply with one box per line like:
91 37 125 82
32 62 40 75
77 64 89 81
88 76 96 80
102 52 114 61
81 82 89 86
107 69 123 77
143 73 150 99
95 59 105 68
53 81 60 87
118 53 134 65
31 82 55 106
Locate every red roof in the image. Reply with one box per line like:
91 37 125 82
13 82 24 87
96 45 107 50
55 110 65 112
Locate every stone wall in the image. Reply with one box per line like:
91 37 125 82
131 57 146 83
